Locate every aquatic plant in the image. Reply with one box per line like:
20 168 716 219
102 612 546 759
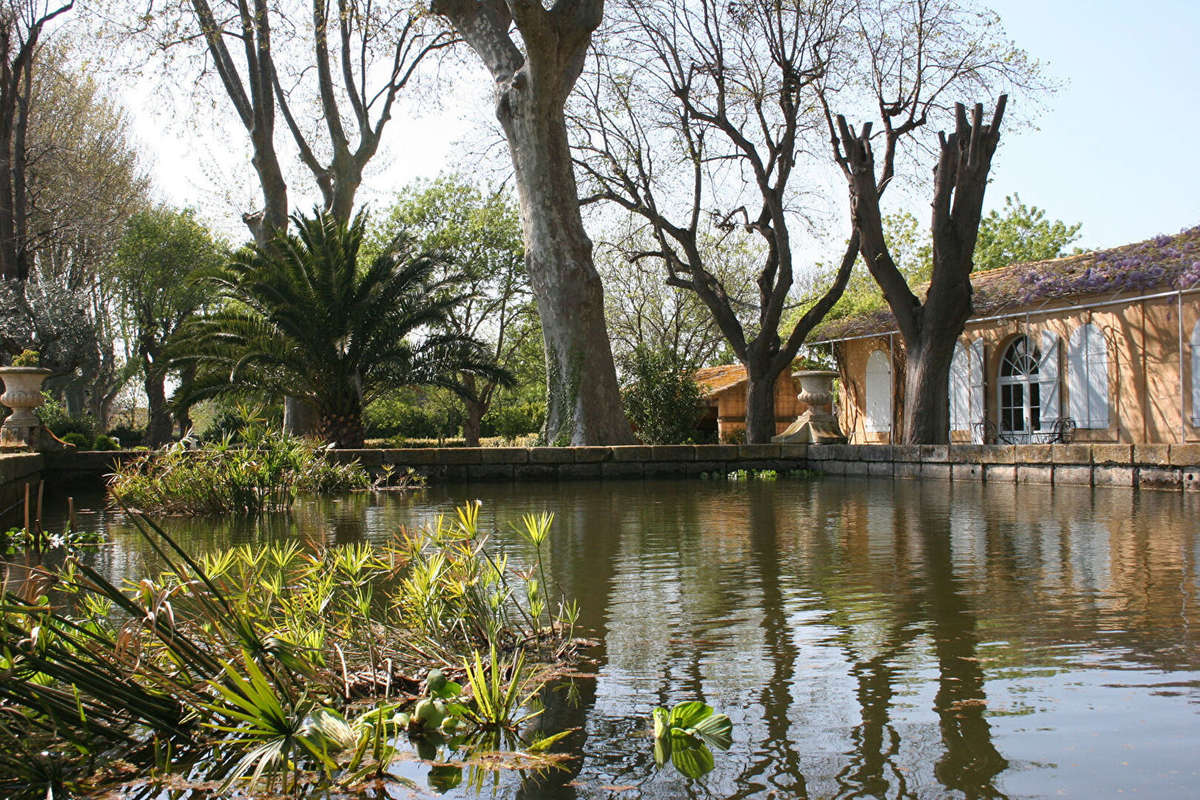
107 421 369 515
651 701 733 779
0 502 579 796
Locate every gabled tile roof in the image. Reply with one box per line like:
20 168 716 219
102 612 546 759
694 363 748 398
814 225 1200 340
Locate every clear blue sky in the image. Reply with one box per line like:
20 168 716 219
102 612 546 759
984 0 1200 249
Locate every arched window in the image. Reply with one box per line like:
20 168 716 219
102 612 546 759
949 339 985 440
1068 323 1109 429
864 350 892 434
998 335 1057 442
1191 321 1200 427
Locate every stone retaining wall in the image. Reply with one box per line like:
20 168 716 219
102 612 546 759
806 443 1200 492
0 452 44 524
19 442 1200 494
327 444 812 482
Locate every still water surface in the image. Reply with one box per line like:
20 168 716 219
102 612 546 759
48 478 1200 799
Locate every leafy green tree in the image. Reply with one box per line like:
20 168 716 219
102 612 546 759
178 210 504 449
620 345 701 445
110 207 225 446
974 194 1083 272
371 177 535 446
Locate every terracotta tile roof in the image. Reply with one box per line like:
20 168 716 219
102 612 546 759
694 363 749 398
813 224 1200 340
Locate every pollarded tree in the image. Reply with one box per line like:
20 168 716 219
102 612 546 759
835 98 1007 444
177 210 505 449
429 0 634 446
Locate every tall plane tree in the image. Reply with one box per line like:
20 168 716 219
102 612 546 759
835 97 1006 444
575 0 856 443
430 0 633 445
0 0 72 282
577 0 1041 442
134 1 452 243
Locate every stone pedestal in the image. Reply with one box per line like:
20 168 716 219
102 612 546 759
773 369 847 445
1 367 51 451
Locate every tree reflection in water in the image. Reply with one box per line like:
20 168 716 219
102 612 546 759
46 478 1200 799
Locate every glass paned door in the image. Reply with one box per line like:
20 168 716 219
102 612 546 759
998 336 1040 443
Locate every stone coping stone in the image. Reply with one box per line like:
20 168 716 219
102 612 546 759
697 444 740 461
892 445 921 462
650 445 695 462
529 447 574 464
0 453 43 483
862 445 894 462
1013 444 1052 464
572 446 612 463
1092 444 1133 465
381 448 440 465
1051 445 1092 464
432 448 482 465
738 444 782 459
610 446 652 461
777 444 810 459
920 445 949 461
1169 444 1200 467
1133 444 1171 466
480 448 529 464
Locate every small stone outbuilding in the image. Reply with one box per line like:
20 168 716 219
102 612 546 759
695 364 807 442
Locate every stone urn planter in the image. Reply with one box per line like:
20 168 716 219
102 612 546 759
0 366 52 450
773 369 846 444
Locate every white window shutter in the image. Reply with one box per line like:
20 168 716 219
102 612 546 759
865 350 892 433
969 339 986 442
1085 325 1109 429
1039 330 1060 429
1192 322 1200 426
1068 326 1087 425
949 342 970 431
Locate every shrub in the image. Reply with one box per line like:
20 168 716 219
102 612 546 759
108 423 369 515
105 424 144 448
92 434 119 451
364 391 462 440
481 401 545 441
621 346 702 444
35 394 96 440
11 348 39 367
60 432 88 448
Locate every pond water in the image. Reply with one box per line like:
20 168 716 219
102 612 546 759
42 477 1200 799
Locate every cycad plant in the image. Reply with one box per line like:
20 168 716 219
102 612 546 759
177 210 506 448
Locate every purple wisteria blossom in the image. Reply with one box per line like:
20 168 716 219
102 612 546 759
1016 225 1200 303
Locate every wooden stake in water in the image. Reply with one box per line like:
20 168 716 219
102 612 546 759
35 481 43 537
68 496 76 532
23 482 30 535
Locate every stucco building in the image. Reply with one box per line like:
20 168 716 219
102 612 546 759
815 227 1200 445
695 364 807 442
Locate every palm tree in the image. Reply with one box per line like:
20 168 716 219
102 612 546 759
177 210 505 448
